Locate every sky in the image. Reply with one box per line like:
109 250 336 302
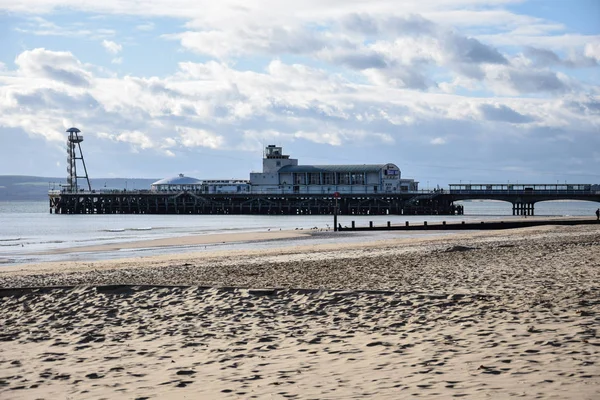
0 0 599 187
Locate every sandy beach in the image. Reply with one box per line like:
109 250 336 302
1 224 599 399
39 229 312 255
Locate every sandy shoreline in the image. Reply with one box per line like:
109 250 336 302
1 225 599 399
39 229 312 255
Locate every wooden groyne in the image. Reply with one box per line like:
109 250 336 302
336 218 599 231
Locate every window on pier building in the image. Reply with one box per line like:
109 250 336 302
384 169 399 178
293 173 306 185
351 172 365 185
338 172 351 185
309 173 321 185
322 173 334 185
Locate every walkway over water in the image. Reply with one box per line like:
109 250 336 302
448 184 600 215
48 183 600 216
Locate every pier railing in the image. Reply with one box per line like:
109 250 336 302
448 189 596 195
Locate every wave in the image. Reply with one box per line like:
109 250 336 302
102 227 153 232
0 238 22 242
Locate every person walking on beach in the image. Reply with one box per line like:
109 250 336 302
596 208 600 220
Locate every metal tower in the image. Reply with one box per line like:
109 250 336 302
66 127 91 193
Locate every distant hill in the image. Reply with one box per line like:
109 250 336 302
0 176 158 201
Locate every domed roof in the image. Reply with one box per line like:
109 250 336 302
152 173 202 186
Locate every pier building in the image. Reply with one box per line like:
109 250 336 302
150 174 203 192
147 145 419 195
248 145 419 194
151 175 251 194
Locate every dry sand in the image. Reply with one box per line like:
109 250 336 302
0 225 599 399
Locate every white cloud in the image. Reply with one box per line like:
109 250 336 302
178 127 224 149
104 130 155 150
479 32 600 51
163 137 177 147
479 103 534 124
15 48 92 87
430 137 446 145
40 54 590 146
167 12 511 92
585 42 600 63
102 40 122 55
1 0 595 56
482 64 571 95
16 16 115 39
293 130 343 146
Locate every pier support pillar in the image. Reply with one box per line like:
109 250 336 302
512 202 535 216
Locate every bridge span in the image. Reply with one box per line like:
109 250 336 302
447 184 600 215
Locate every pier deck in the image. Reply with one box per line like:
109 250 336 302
48 183 600 216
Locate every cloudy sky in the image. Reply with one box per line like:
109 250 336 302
0 0 599 187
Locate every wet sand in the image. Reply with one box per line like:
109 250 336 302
0 225 599 399
40 229 311 255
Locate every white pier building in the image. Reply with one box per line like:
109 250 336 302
249 145 418 194
151 145 418 194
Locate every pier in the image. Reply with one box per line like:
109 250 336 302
446 184 600 215
48 191 458 215
47 128 600 216
48 184 600 215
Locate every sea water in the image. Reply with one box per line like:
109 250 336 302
1 200 597 265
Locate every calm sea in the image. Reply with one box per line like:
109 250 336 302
1 200 597 265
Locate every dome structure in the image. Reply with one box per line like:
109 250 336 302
151 173 202 192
